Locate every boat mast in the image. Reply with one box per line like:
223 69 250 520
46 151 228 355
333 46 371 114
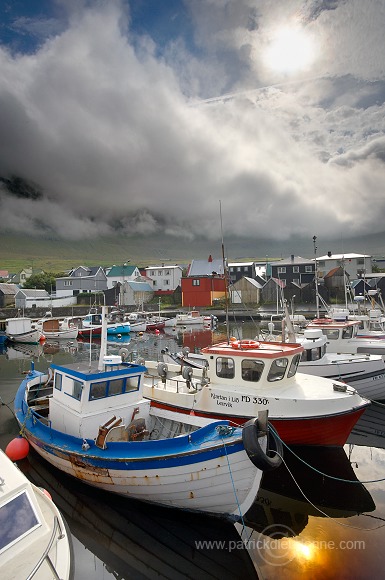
313 235 320 318
219 200 230 343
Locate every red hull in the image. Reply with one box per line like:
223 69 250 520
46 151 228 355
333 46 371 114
150 400 368 446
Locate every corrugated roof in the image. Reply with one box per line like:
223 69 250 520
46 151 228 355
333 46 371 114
107 265 137 277
0 283 18 295
16 289 50 297
187 259 224 277
127 281 153 292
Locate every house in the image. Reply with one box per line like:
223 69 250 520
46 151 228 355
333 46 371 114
0 283 18 307
230 277 264 305
56 266 107 297
228 262 267 284
144 264 183 295
260 278 286 306
316 253 372 279
106 264 141 290
181 256 226 307
0 270 9 280
14 289 50 309
323 266 348 299
269 255 315 286
121 280 154 307
9 267 44 287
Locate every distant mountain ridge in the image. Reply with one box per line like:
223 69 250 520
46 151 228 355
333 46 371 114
1 230 385 273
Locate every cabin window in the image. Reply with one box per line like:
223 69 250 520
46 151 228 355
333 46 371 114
72 380 83 400
342 326 353 339
287 354 301 377
125 376 141 392
267 358 288 382
107 378 124 396
0 491 40 554
216 357 235 379
90 381 108 400
323 329 339 340
54 373 62 391
242 359 264 382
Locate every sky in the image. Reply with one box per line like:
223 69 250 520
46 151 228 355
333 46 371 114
1 0 385 250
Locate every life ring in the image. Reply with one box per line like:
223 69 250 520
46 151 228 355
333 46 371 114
231 339 260 349
242 417 283 471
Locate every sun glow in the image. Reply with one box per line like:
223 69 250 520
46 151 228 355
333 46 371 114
264 25 317 74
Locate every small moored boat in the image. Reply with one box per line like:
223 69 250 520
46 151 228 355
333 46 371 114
0 448 73 579
14 308 279 520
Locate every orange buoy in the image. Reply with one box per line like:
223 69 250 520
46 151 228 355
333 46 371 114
5 437 30 461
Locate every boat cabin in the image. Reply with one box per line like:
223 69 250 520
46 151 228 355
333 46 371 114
200 339 304 387
48 356 150 443
298 329 327 362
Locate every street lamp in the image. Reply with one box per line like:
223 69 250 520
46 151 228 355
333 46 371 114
121 261 130 307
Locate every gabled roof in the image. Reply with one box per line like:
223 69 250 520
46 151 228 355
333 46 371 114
187 258 224 277
0 283 18 295
324 266 346 278
0 270 9 278
270 256 314 266
107 265 138 277
145 265 183 271
127 281 153 292
243 276 264 289
16 289 50 298
317 253 371 260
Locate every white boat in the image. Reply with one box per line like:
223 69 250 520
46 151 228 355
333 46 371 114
33 318 79 340
297 327 385 400
0 448 73 579
5 318 43 344
328 306 385 339
14 308 278 520
143 336 370 447
306 317 385 356
175 310 205 325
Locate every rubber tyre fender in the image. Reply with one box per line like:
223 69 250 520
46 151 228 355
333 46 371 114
242 417 283 471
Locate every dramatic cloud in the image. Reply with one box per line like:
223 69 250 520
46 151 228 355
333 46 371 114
1 0 385 245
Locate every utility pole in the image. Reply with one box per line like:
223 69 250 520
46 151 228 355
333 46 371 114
313 236 320 318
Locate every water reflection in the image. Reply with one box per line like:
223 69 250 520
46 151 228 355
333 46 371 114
2 324 385 578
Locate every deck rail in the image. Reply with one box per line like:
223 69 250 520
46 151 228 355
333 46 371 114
27 515 65 580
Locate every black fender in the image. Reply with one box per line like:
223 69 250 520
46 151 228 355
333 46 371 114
242 417 283 471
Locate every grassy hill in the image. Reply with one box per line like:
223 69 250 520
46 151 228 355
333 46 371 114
1 230 385 274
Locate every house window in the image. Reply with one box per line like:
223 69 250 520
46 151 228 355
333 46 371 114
192 279 200 286
293 278 300 284
164 279 170 286
293 266 299 273
158 271 162 276
237 267 241 272
64 280 73 286
278 267 286 274
305 266 313 273
318 261 325 267
357 258 364 265
151 270 156 276
165 270 170 275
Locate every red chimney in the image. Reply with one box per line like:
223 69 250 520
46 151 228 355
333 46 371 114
208 255 213 262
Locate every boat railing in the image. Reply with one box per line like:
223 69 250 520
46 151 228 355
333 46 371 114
144 372 188 393
27 515 65 580
21 398 52 428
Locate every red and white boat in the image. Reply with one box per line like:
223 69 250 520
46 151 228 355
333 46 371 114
142 337 370 446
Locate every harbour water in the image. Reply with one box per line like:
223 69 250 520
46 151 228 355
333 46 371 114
1 320 385 579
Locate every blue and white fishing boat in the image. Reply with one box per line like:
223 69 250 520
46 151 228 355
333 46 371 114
14 308 279 520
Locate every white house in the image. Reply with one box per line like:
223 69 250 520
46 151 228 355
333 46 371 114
144 264 183 292
106 264 141 290
315 253 372 279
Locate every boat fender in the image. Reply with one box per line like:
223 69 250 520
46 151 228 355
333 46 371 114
242 418 283 471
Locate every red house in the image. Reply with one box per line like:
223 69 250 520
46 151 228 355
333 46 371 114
181 256 226 307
